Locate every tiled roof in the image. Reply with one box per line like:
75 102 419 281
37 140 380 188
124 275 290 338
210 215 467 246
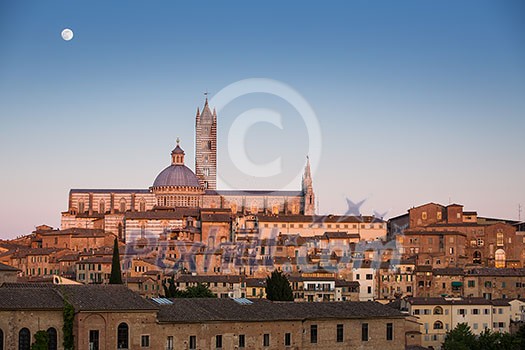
57 285 158 311
257 214 384 224
157 298 404 323
335 280 360 288
201 213 231 222
407 297 494 306
70 189 151 194
76 256 112 264
0 284 158 311
0 262 19 271
432 268 464 276
245 278 266 287
44 228 109 237
175 275 245 283
466 268 525 276
215 190 303 197
125 209 200 220
0 287 64 310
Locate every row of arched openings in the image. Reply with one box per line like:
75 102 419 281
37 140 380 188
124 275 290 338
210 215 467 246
0 327 58 350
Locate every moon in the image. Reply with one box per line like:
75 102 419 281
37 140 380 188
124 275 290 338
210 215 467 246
61 28 74 41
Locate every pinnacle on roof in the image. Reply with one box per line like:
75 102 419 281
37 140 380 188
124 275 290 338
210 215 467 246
200 97 213 120
171 138 185 155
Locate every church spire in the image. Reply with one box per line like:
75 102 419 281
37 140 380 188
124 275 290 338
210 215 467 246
302 156 315 215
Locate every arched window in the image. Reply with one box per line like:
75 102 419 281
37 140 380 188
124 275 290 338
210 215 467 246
473 251 482 264
19 328 30 350
99 200 105 214
495 249 506 268
47 327 57 350
433 321 443 330
433 306 443 315
139 199 146 212
117 323 129 349
0 328 3 350
119 199 126 213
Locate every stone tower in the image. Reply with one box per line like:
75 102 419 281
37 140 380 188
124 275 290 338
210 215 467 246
302 156 315 215
195 98 217 189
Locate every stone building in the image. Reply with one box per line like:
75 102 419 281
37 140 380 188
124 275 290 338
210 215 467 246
60 99 317 244
0 284 421 350
392 202 523 269
0 262 19 284
401 296 511 349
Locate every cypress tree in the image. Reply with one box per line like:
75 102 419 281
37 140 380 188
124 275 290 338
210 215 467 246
265 270 294 301
109 237 123 284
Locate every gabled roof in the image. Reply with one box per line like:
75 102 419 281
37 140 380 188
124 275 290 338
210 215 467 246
0 262 19 272
157 298 404 323
0 284 158 312
0 287 64 310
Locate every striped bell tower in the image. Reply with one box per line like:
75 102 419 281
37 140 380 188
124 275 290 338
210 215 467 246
195 97 217 190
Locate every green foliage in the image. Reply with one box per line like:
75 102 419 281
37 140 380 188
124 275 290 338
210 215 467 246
109 237 123 284
265 270 294 301
163 276 183 298
182 283 215 298
443 323 477 350
443 323 522 350
31 330 49 350
163 277 215 298
63 301 75 350
515 324 525 350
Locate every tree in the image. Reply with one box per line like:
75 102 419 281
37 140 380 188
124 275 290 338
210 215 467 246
442 323 476 350
182 283 215 298
265 270 294 301
109 237 123 284
515 324 525 350
477 329 500 350
163 276 183 298
31 330 49 350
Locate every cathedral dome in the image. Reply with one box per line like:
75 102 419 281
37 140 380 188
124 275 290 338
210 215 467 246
152 165 201 188
152 140 202 189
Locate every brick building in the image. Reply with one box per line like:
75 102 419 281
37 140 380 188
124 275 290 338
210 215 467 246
0 284 421 350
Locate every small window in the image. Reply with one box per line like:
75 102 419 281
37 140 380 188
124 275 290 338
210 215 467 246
337 324 344 342
141 335 150 347
89 330 99 350
362 323 369 341
238 334 245 348
310 325 318 343
284 333 291 346
386 322 393 340
263 333 270 347
216 335 222 349
189 336 196 350
167 336 174 350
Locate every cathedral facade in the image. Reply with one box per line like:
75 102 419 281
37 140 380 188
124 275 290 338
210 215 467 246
61 99 315 242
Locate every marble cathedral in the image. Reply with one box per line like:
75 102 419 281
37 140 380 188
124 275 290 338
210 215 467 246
61 99 315 242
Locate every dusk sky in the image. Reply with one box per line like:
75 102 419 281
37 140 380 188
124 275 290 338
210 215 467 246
1 0 524 238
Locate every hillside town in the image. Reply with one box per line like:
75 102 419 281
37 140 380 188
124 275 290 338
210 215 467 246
1 100 524 349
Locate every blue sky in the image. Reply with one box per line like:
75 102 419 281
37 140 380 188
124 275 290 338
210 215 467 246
1 0 524 238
